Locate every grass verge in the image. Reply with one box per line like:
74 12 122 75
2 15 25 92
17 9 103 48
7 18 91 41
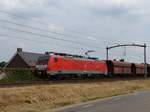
0 78 150 112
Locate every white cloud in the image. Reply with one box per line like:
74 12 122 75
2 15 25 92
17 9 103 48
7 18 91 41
110 0 141 6
48 24 64 33
79 0 141 8
0 0 19 10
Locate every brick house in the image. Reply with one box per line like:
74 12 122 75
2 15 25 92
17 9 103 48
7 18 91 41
5 48 45 69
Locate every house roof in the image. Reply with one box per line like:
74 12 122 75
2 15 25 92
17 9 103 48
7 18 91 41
18 51 45 67
6 48 46 68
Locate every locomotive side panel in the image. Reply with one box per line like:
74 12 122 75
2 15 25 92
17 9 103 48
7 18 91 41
47 56 108 76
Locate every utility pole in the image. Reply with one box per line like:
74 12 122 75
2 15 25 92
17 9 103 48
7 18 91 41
106 46 108 60
144 43 147 78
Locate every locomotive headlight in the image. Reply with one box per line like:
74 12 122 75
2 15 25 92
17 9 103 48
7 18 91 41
38 71 42 74
36 65 48 70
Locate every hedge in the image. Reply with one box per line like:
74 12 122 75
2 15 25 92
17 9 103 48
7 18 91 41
0 68 40 82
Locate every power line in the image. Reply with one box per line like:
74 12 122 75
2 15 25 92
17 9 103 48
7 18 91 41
0 10 123 44
0 25 105 50
1 25 142 59
2 17 142 55
0 9 147 45
0 33 89 51
0 33 144 61
1 10 145 50
1 24 143 59
0 19 104 44
0 21 128 56
0 33 131 56
0 34 111 58
0 18 111 49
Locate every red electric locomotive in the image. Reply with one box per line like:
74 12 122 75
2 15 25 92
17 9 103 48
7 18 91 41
36 52 108 78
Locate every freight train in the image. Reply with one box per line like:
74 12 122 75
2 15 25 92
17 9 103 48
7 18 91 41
35 52 150 78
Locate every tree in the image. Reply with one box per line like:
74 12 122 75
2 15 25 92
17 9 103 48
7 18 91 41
0 61 7 68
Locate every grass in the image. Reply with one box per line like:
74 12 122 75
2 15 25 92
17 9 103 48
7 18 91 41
1 77 150 112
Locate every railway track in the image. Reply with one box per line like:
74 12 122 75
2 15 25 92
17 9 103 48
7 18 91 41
0 76 147 88
0 81 53 88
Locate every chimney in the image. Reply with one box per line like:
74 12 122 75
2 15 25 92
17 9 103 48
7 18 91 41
45 52 49 55
17 48 22 52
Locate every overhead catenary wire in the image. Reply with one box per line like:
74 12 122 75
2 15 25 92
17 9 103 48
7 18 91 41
0 19 110 49
0 19 142 55
0 25 106 50
0 33 144 61
0 18 118 45
0 9 147 45
0 10 146 50
0 19 132 53
0 26 144 59
0 20 133 55
0 33 89 51
0 19 137 53
0 24 145 60
0 34 109 58
0 10 124 44
0 19 104 43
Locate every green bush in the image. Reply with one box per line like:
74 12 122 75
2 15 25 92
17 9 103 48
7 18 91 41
0 68 40 82
0 61 7 68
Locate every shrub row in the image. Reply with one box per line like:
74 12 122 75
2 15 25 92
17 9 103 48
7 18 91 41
0 68 40 82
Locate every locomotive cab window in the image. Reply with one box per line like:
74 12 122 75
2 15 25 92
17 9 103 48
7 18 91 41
37 56 50 64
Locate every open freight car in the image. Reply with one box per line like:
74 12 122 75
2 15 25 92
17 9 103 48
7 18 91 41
147 64 150 75
135 64 145 75
106 60 148 76
106 60 135 76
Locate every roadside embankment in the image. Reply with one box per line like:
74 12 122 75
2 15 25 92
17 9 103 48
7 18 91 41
1 78 150 112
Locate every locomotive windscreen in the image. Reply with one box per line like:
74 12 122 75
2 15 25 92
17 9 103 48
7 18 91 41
37 56 50 64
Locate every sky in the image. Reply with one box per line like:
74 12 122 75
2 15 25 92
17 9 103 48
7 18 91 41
0 0 150 63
